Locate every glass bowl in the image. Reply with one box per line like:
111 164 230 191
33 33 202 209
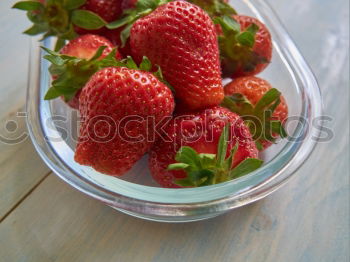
26 0 322 222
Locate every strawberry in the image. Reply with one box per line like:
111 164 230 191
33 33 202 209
45 34 121 109
214 15 272 78
13 0 111 50
222 76 288 150
121 0 138 11
74 0 123 35
60 34 120 60
149 106 260 188
82 0 122 23
130 1 224 110
101 28 132 57
75 65 174 175
187 0 235 18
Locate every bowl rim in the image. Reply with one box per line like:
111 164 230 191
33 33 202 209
26 0 322 219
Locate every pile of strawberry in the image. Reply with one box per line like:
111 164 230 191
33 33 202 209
15 0 288 188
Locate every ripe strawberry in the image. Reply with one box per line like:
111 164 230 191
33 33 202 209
222 76 288 150
102 28 132 57
187 0 234 18
75 66 174 175
215 15 272 78
60 34 120 60
82 0 122 23
75 0 123 35
121 0 138 11
51 34 121 109
13 0 118 51
130 1 224 110
149 106 260 188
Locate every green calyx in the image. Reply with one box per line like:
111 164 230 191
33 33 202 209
188 0 237 17
221 88 288 150
167 124 263 187
106 0 171 47
42 46 172 101
213 15 268 74
13 0 106 50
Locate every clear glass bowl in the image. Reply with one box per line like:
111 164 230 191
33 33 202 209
26 0 322 222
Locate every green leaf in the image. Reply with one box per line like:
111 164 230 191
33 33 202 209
236 31 255 48
44 87 61 100
188 169 214 182
106 15 135 29
235 23 259 48
23 24 47 35
89 46 107 61
224 143 238 170
124 56 138 69
54 38 66 52
71 10 106 29
153 66 164 80
216 123 229 166
223 15 240 32
139 56 152 71
214 15 240 35
246 23 259 35
120 23 133 47
230 158 263 179
136 0 157 9
167 163 189 170
254 88 281 113
198 172 215 186
270 120 288 138
198 153 216 168
175 146 202 170
41 46 60 56
255 140 263 151
43 54 64 66
59 23 78 40
174 178 195 187
215 1 237 16
221 95 254 117
12 1 43 11
64 0 86 10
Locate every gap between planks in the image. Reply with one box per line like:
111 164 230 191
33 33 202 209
0 171 52 223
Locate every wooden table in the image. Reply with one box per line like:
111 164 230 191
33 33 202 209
0 0 349 261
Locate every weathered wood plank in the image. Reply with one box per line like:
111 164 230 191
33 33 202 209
0 0 349 261
0 1 51 219
0 110 51 220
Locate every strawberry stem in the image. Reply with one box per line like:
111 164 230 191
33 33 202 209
168 124 263 187
221 88 288 148
13 0 106 42
42 47 173 101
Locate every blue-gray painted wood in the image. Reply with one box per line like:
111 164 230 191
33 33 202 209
0 0 348 261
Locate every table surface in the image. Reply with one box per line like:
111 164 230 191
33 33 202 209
0 0 349 261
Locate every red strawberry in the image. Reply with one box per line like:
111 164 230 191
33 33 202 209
130 1 224 110
102 28 132 57
222 76 288 150
149 106 260 188
42 35 123 110
121 0 138 11
13 0 122 49
82 0 122 23
75 0 123 35
60 34 121 60
215 15 272 78
75 66 175 175
56 34 121 109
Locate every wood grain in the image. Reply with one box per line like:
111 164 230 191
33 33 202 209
0 1 50 219
0 0 349 261
0 109 51 220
